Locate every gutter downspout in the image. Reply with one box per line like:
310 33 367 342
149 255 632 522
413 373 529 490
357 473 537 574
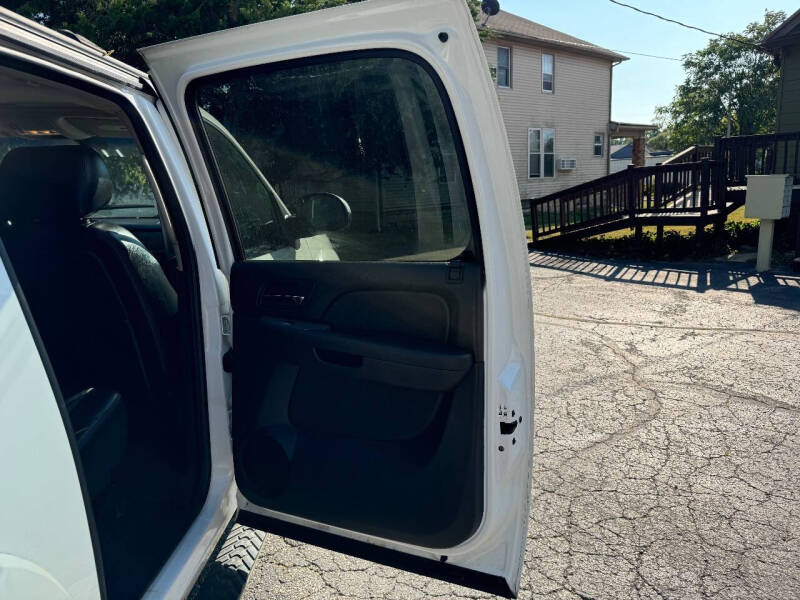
608 59 623 175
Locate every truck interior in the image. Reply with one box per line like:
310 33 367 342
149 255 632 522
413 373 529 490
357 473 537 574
0 65 208 600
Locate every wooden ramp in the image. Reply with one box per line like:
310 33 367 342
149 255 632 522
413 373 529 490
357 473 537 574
526 158 746 245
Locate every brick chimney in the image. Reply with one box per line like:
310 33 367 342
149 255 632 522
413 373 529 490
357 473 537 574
632 136 646 167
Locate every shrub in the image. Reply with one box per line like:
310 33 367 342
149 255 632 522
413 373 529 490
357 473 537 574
541 218 793 261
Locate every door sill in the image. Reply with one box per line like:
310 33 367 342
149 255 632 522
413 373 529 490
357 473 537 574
236 510 515 598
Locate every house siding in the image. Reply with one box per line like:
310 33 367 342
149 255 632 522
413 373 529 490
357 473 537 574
482 38 613 200
777 42 800 132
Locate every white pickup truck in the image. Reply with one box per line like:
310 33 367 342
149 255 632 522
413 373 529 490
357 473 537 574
0 1 534 598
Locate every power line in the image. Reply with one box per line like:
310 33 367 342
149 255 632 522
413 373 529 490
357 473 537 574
610 49 681 61
607 0 763 50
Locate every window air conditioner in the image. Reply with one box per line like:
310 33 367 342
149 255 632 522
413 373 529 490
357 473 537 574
558 158 577 170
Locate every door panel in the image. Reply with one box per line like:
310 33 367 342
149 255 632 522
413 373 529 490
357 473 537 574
231 260 483 548
142 0 534 594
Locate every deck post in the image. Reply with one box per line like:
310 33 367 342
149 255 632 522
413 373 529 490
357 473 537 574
712 138 727 249
655 224 664 257
530 200 539 244
627 164 636 222
700 158 710 220
695 222 706 251
654 169 663 211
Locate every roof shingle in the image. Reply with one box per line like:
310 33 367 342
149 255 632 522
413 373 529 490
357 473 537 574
484 10 627 62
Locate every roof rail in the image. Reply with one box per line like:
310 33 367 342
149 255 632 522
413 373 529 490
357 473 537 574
0 7 148 89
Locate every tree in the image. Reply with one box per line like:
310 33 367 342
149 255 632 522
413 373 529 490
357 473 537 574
3 0 488 70
655 10 784 152
646 130 672 151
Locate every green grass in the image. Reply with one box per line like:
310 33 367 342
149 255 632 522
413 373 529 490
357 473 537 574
521 202 783 261
523 209 533 241
588 206 758 240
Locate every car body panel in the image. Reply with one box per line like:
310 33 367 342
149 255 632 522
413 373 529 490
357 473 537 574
0 250 101 600
0 6 145 90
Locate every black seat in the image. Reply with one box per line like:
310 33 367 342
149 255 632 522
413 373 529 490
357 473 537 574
0 145 178 438
65 388 127 498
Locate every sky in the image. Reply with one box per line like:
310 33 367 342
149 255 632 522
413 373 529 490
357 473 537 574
497 0 799 125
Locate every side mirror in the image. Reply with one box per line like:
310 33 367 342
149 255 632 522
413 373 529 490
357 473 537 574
296 193 352 232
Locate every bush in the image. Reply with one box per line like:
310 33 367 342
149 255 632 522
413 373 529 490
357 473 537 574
541 219 793 262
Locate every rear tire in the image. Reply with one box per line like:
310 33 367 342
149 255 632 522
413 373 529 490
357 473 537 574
189 522 266 599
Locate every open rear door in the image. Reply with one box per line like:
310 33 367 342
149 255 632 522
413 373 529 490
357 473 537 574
141 0 533 595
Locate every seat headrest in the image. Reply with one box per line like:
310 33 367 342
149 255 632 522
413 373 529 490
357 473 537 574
0 145 113 226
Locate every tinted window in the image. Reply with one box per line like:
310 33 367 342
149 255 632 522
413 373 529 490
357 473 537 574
0 136 157 219
193 54 473 262
202 120 283 258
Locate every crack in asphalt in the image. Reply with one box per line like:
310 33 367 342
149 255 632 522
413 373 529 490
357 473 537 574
535 312 800 336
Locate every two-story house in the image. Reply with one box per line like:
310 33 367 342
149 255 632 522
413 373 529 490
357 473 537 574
481 10 629 200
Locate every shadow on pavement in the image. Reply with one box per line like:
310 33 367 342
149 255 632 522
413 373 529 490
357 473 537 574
530 251 800 312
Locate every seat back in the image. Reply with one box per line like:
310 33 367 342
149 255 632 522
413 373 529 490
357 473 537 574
0 145 176 429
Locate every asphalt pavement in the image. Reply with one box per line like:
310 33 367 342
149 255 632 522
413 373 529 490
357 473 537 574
240 252 800 600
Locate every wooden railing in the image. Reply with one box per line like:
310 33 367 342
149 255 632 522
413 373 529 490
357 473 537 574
661 144 714 165
526 130 800 244
717 132 800 186
528 160 714 241
529 169 630 238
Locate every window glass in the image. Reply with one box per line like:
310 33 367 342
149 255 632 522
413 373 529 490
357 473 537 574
594 133 604 156
84 138 158 219
193 55 473 262
528 129 541 178
542 54 554 93
529 128 554 178
0 136 157 219
543 129 555 177
202 118 282 257
497 47 511 87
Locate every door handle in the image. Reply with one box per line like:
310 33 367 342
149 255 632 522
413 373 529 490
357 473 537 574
260 293 305 306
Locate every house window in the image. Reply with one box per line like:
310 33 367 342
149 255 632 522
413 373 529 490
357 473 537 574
497 46 511 88
594 133 604 156
529 128 555 178
542 53 554 93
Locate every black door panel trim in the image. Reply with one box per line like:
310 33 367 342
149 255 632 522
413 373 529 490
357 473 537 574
232 260 485 547
255 316 472 391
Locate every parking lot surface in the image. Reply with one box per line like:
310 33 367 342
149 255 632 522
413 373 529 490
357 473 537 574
241 252 800 600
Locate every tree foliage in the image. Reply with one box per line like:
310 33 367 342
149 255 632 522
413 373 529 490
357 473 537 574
646 130 672 151
3 0 487 70
655 10 785 152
